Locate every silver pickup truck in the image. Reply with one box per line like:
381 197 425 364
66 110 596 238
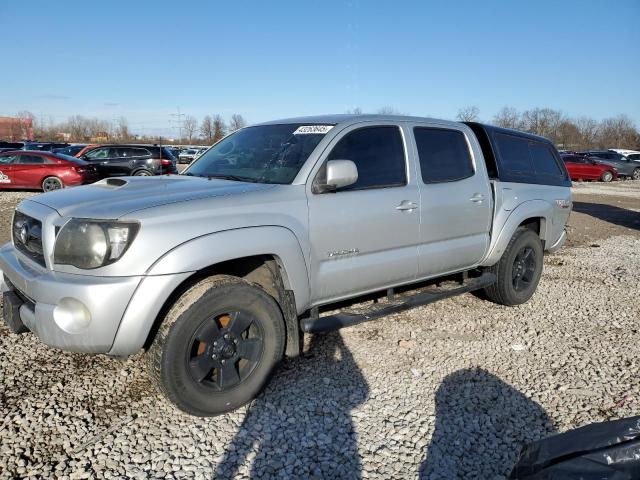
0 115 572 416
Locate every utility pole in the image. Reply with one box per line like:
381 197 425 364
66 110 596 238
169 107 185 145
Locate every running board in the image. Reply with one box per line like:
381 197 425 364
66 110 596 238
300 272 496 334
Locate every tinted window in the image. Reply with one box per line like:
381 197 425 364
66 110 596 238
414 128 474 183
0 155 17 164
530 142 562 176
629 154 640 161
123 147 151 157
17 155 46 164
326 126 406 190
85 147 110 159
494 133 532 174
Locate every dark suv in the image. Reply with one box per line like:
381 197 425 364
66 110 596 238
79 145 178 178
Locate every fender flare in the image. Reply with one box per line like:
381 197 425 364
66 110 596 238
481 200 553 266
146 225 311 313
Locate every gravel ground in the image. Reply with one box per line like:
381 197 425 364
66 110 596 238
0 184 639 479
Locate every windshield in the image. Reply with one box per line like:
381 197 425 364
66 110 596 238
184 123 333 184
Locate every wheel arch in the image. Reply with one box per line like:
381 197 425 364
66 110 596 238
481 200 552 266
136 226 309 357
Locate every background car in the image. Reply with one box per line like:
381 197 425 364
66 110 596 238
21 142 70 151
178 148 199 164
580 150 640 179
627 152 640 163
78 144 178 177
609 148 640 156
561 154 618 182
0 150 98 191
53 144 87 157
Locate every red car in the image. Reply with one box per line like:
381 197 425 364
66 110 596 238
561 154 618 182
0 150 99 192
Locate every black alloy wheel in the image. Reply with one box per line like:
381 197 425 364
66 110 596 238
512 247 536 292
187 310 264 390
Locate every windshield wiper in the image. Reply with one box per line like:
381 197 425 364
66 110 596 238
205 174 260 183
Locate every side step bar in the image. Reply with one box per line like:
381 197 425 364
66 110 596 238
300 272 496 334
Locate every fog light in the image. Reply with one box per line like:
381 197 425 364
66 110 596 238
53 298 91 334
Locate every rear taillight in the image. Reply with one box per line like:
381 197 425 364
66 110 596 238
73 166 86 173
161 158 172 166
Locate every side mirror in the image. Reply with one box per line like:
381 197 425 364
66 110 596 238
316 160 358 192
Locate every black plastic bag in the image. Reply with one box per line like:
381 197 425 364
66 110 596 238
510 416 640 479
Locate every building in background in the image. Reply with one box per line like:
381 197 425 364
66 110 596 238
0 116 34 141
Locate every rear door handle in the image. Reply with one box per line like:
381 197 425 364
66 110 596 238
469 193 485 203
396 200 418 212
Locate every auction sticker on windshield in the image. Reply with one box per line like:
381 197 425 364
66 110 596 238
293 125 334 135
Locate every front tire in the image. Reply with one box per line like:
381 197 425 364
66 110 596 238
133 169 152 176
483 227 544 306
147 275 285 416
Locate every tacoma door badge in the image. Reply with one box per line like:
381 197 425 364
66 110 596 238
327 248 360 258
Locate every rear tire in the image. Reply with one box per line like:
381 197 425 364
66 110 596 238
483 227 544 306
632 168 640 181
600 171 613 182
42 176 63 192
133 169 152 176
147 275 285 416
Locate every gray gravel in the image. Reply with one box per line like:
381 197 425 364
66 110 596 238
1 196 639 478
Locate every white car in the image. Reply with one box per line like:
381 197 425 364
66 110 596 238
178 149 199 164
609 149 640 156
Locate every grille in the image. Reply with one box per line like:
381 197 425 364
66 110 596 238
12 211 46 267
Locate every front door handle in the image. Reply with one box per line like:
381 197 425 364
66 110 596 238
469 193 485 203
396 200 418 212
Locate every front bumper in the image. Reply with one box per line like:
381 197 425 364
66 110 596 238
0 243 191 356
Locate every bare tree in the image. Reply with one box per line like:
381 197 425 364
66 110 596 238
229 114 246 132
574 116 599 149
345 107 363 115
66 115 91 141
597 115 637 148
492 107 521 130
183 115 198 143
200 115 214 143
212 114 227 142
115 117 130 141
456 106 480 122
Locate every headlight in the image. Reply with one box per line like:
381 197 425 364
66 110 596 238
54 219 139 269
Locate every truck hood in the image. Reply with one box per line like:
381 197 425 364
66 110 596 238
26 175 275 219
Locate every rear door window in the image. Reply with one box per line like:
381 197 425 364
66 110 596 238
17 155 47 164
326 126 406 191
414 127 474 183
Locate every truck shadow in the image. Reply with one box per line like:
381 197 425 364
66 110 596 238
213 331 368 479
419 368 556 479
572 201 640 231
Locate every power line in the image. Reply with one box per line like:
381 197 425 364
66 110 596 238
169 107 185 141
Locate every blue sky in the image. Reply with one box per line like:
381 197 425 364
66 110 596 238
1 0 638 136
